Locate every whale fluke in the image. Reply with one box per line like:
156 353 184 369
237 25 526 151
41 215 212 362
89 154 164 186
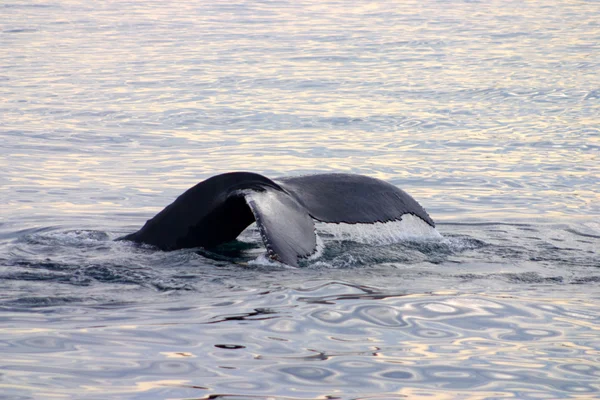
245 189 316 265
276 173 434 226
119 172 435 267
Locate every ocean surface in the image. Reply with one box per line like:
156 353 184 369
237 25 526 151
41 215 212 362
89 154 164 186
1 0 599 398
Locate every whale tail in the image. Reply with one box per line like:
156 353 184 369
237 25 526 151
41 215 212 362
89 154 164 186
119 172 435 267
118 172 316 267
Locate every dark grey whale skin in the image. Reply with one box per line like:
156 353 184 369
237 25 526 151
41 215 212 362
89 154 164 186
119 172 435 267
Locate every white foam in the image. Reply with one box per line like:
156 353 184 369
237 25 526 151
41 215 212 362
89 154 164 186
316 214 442 245
306 233 325 261
28 229 110 246
247 253 298 268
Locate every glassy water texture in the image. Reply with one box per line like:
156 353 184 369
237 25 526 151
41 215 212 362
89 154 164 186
1 0 599 399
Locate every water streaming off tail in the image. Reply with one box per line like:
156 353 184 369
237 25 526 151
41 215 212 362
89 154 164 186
316 214 443 245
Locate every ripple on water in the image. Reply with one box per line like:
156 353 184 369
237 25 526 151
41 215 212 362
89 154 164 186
0 280 599 399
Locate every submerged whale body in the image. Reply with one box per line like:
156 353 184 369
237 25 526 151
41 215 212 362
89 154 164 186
119 172 435 267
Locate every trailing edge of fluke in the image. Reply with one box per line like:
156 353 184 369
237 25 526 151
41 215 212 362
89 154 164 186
118 172 435 267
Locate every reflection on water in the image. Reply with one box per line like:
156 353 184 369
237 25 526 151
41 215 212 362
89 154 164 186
1 285 599 399
2 0 599 221
1 0 599 399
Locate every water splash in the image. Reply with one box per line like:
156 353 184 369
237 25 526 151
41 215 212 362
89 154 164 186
316 214 442 245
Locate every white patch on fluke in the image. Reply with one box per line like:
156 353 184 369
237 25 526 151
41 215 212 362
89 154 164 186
316 214 442 245
244 190 321 265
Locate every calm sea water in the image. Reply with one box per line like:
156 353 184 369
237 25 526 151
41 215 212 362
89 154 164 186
1 0 600 399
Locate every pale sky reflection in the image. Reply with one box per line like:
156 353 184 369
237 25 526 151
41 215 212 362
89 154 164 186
1 0 599 222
